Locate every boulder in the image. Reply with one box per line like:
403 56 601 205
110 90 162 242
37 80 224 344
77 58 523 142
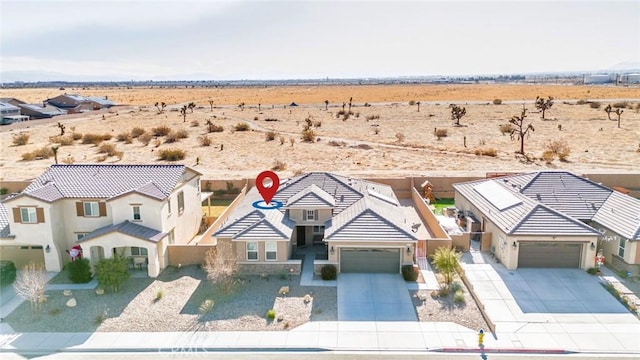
66 298 77 308
95 288 104 295
63 290 72 296
278 286 289 295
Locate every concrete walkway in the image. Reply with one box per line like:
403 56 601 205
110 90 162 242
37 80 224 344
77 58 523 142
299 252 335 287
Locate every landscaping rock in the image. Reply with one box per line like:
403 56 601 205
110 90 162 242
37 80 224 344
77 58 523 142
278 286 289 295
95 288 104 295
63 290 72 296
66 298 77 308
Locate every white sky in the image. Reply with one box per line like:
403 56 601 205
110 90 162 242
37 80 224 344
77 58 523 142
1 0 639 81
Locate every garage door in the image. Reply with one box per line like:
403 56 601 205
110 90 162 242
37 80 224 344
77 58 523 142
340 248 400 273
0 246 46 269
518 242 581 268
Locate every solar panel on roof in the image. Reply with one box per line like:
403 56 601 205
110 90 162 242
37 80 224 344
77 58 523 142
474 181 522 211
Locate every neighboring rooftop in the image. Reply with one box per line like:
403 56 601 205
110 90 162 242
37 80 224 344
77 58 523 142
78 220 166 243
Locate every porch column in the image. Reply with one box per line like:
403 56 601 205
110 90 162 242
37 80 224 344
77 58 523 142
147 246 160 278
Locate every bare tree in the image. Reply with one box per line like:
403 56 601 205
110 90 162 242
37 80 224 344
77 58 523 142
348 97 353 113
614 108 623 128
208 99 214 112
324 100 329 110
180 105 188 122
13 262 48 315
238 102 245 111
203 240 239 294
535 96 554 119
604 104 613 121
450 104 466 126
509 107 535 154
188 102 196 113
154 102 167 114
57 122 65 136
341 102 346 112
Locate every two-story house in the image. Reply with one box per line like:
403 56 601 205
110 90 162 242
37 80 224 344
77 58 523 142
214 172 419 274
0 164 203 277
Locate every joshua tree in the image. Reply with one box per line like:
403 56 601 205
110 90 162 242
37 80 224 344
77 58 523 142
535 96 554 119
258 103 261 111
509 107 535 154
416 101 421 112
604 104 613 120
57 122 65 136
180 105 188 122
348 97 353 113
238 102 245 111
188 102 196 113
450 104 466 126
208 99 214 112
614 108 623 128
154 102 167 113
324 100 329 110
52 145 59 164
342 102 346 112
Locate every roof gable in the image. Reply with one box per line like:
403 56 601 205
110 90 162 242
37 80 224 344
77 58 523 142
593 192 640 240
78 221 166 243
233 218 291 240
510 205 601 236
286 184 336 208
0 203 11 238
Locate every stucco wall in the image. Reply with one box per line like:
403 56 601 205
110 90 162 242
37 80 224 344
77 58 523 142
110 194 163 232
167 244 216 266
288 208 332 223
412 188 449 239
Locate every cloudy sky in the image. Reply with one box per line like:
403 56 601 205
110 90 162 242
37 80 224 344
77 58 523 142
1 0 638 81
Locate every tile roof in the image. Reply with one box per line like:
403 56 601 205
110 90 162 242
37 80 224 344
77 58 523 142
18 165 190 202
87 97 116 106
0 102 20 111
286 184 336 208
593 192 640 240
216 172 416 243
18 103 67 116
78 221 166 243
0 203 11 238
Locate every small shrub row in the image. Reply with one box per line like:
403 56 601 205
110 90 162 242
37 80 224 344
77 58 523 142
474 148 497 157
365 114 380 121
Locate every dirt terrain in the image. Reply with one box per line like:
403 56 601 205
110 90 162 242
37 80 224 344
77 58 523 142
1 84 639 181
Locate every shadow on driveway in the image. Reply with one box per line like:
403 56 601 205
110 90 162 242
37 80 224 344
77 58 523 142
495 268 628 314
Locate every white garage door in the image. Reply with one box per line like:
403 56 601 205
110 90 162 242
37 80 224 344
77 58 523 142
340 248 401 273
0 245 46 269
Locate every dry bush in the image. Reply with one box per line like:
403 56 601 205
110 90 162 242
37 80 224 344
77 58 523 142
434 128 448 140
50 135 74 146
96 155 108 162
365 114 380 121
82 133 111 145
328 140 346 147
98 143 119 156
138 133 152 146
265 130 277 141
116 132 132 143
130 127 146 138
234 122 250 131
301 129 317 142
279 136 285 145
395 132 405 142
289 137 295 146
190 120 199 127
545 139 571 161
541 150 555 164
493 99 502 105
21 146 54 161
158 148 186 161
202 242 239 295
71 132 83 140
499 123 514 135
374 128 380 135
474 148 498 157
153 138 162 148
271 160 287 171
175 129 189 139
589 102 601 109
13 262 48 315
164 132 178 143
152 125 171 137
612 102 628 109
199 136 212 147
62 156 75 164
408 100 416 105
576 99 588 105
264 118 279 122
209 124 224 132
12 133 29 146
314 121 322 128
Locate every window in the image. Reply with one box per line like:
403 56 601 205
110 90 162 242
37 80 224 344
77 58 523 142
167 198 172 214
303 210 318 221
131 247 148 256
168 229 175 245
618 237 626 257
312 225 324 234
265 241 277 261
132 205 141 221
247 242 258 261
177 191 185 214
83 202 99 217
76 233 89 241
20 207 37 223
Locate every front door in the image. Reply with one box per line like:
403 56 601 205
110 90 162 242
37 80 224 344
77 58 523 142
296 226 306 246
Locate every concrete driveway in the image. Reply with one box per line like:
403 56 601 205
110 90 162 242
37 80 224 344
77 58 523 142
337 273 417 321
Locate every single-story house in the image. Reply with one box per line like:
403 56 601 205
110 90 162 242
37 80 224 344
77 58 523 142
46 94 93 112
18 103 67 119
87 96 116 109
214 172 422 274
0 164 205 277
0 102 28 124
453 171 640 273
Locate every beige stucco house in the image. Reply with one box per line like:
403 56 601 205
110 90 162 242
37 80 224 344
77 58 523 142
0 164 204 277
454 171 640 273
214 172 420 274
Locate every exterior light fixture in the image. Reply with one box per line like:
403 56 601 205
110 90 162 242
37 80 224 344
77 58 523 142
512 241 517 249
330 246 335 254
45 245 51 253
406 244 412 254
590 242 596 250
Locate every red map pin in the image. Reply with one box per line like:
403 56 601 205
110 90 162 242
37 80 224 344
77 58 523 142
256 170 280 205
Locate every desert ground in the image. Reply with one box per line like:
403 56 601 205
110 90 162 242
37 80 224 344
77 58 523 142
1 84 639 181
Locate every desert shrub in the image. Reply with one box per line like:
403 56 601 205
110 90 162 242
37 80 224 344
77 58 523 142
96 155 108 162
586 267 598 275
321 264 337 280
22 146 54 161
590 102 601 109
152 125 171 137
116 132 129 142
266 309 276 320
301 129 317 142
402 265 419 281
576 99 588 105
474 148 497 157
50 135 74 146
374 128 380 135
395 132 405 142
138 133 152 145
328 140 346 147
499 123 514 135
545 139 570 161
314 121 322 127
175 129 189 139
408 100 416 105
158 148 186 161
155 289 164 301
541 150 555 163
62 156 75 164
365 114 380 121
454 290 465 303
190 120 199 127
450 281 463 293
434 128 448 140
209 124 224 132
438 287 450 297
98 143 119 156
612 101 628 109
164 132 178 143
82 133 111 145
199 136 212 147
71 132 82 140
234 122 250 131
94 254 130 293
271 160 286 171
336 110 346 117
130 127 145 138
493 99 502 105
265 130 277 141
279 136 285 145
12 133 29 146
0 188 8 195
67 258 92 283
